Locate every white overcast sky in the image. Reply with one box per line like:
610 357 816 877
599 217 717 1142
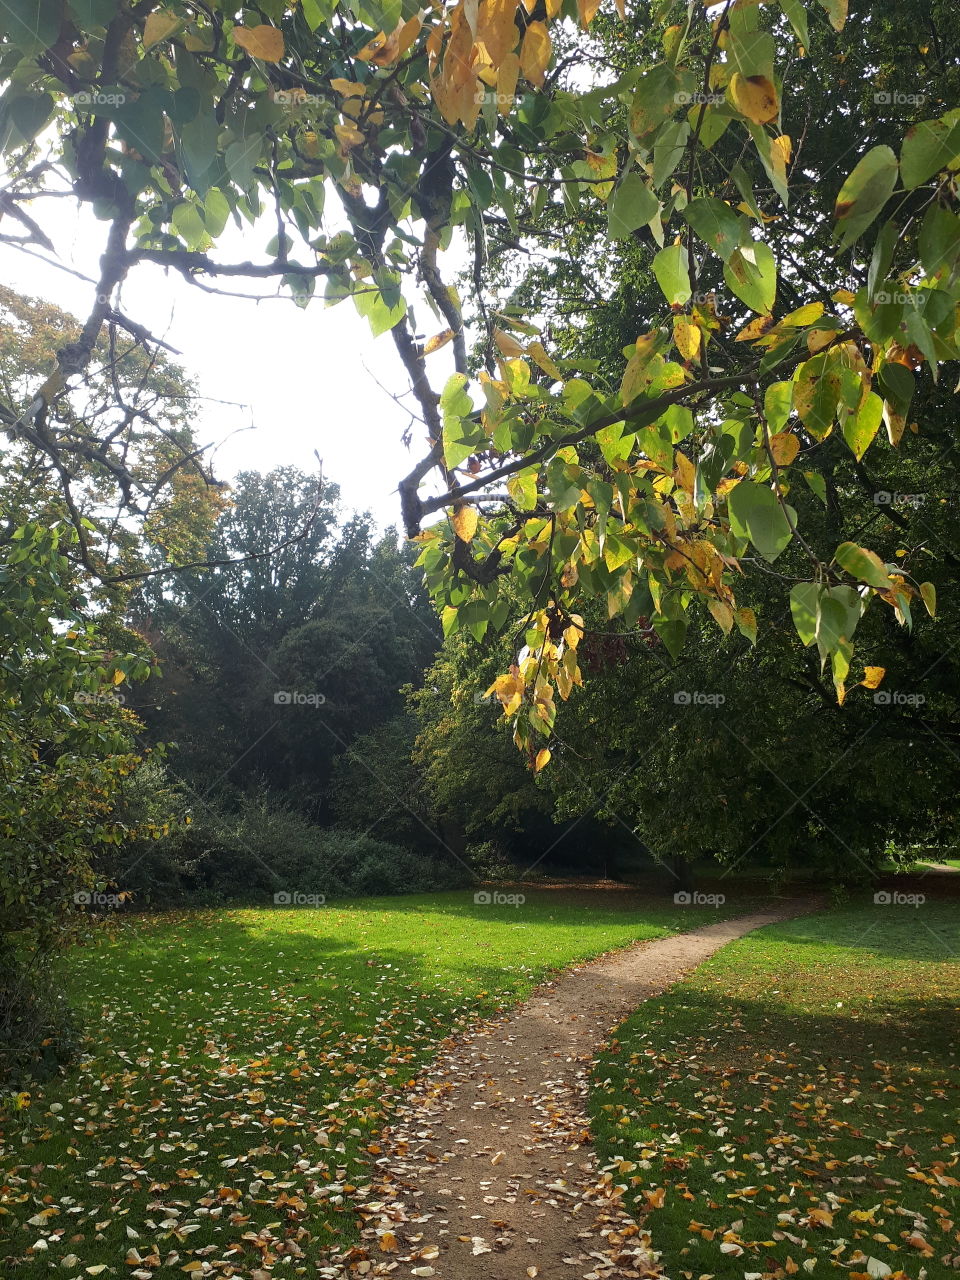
1 195 462 527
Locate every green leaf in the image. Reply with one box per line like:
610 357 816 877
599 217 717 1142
868 221 898 298
816 586 862 653
803 470 827 505
652 119 690 188
652 244 691 306
724 241 776 314
790 583 819 646
834 541 893 590
178 110 221 195
652 615 687 658
834 146 898 250
842 392 883 460
69 0 117 27
900 112 960 189
876 361 915 410
355 279 407 337
918 205 960 278
778 0 808 47
727 481 795 561
919 581 936 617
5 0 61 53
629 64 692 140
764 381 793 432
683 197 746 263
607 172 659 240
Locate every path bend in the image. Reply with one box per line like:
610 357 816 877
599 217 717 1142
324 901 816 1280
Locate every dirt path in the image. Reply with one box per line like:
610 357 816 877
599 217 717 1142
326 902 815 1280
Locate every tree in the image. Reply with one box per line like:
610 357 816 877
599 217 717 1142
131 468 440 806
0 0 956 773
0 522 152 1078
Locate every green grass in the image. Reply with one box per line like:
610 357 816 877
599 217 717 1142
590 904 960 1280
0 887 746 1275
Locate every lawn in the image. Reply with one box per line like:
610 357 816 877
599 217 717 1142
0 886 743 1276
590 903 960 1280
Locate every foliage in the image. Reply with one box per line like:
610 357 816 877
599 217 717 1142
131 467 440 808
1 0 957 769
0 285 226 585
0 890 736 1270
0 520 152 1076
591 902 960 1279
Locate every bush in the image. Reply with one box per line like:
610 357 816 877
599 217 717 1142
103 784 472 906
466 839 516 881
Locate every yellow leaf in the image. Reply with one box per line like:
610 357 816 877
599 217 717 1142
832 288 856 306
673 449 695 494
735 315 775 343
396 14 422 57
806 328 835 354
379 1232 399 1253
729 72 779 124
452 504 479 543
708 598 734 634
778 301 824 328
233 24 285 62
613 0 625 18
143 10 180 48
356 30 390 62
768 431 799 465
577 0 601 25
477 0 519 65
673 316 702 362
861 665 885 690
493 326 525 357
113 668 126 685
644 1187 666 1209
519 21 551 88
534 747 551 772
526 340 562 379
496 51 521 113
424 328 455 355
330 78 366 97
770 132 792 180
334 122 364 151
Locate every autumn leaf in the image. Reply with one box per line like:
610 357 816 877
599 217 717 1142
519 22 551 88
729 73 779 124
233 24 285 62
452 504 479 543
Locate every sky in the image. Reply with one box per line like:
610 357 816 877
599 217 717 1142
0 193 461 528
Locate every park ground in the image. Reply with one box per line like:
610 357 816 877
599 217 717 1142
1 873 957 1279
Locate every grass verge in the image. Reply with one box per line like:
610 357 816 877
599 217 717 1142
1 886 745 1275
590 903 960 1280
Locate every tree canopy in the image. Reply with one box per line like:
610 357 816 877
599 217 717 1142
0 0 956 771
